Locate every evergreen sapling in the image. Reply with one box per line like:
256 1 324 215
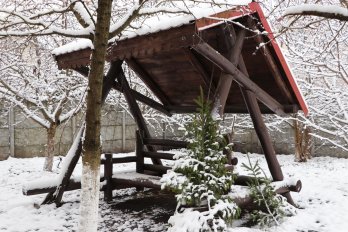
162 90 240 231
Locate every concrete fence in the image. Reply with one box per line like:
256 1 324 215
0 108 347 161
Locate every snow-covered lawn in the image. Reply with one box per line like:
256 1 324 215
0 152 348 231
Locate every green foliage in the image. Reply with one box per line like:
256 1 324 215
175 89 234 206
242 154 284 227
162 89 240 231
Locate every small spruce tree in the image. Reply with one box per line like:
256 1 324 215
242 154 285 227
162 89 240 231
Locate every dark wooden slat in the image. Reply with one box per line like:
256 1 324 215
116 68 162 165
111 177 161 190
143 164 171 174
143 138 188 148
143 151 174 160
104 154 113 202
192 42 286 116
111 81 172 116
126 58 170 105
184 48 216 95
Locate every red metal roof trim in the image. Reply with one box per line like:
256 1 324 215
195 2 309 116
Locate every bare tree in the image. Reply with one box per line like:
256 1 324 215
0 37 86 171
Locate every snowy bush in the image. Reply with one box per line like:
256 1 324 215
161 90 240 231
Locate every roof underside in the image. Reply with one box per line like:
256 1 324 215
54 3 308 115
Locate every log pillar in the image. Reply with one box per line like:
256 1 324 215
238 58 284 181
104 153 113 202
116 65 162 166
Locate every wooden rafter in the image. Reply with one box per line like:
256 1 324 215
192 42 286 116
248 21 293 104
126 58 170 105
184 48 216 95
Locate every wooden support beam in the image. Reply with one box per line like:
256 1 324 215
239 57 297 206
104 153 113 202
42 61 124 206
238 57 284 181
112 81 172 116
136 130 145 173
248 21 293 104
143 138 188 148
213 24 246 116
192 42 286 116
143 151 175 160
116 68 162 166
184 48 216 95
126 58 170 105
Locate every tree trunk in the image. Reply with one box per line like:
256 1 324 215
78 0 112 231
44 124 57 172
294 115 313 162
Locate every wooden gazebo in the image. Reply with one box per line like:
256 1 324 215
24 2 307 207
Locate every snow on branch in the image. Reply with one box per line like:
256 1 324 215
283 4 348 21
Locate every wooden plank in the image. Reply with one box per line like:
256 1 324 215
111 177 161 190
143 151 175 160
192 42 286 116
126 58 170 105
143 138 188 148
184 48 216 95
116 68 162 165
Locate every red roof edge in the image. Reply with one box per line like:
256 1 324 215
195 2 309 116
249 2 309 116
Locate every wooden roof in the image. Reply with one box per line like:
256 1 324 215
54 2 308 116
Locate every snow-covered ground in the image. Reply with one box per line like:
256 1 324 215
0 152 348 232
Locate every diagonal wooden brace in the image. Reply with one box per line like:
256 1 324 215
192 42 286 117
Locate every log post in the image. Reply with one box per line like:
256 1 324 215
116 68 162 165
104 153 113 202
213 24 246 117
136 130 145 173
238 58 284 181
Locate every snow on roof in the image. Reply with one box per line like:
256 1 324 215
284 4 348 18
52 39 92 56
52 0 252 56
